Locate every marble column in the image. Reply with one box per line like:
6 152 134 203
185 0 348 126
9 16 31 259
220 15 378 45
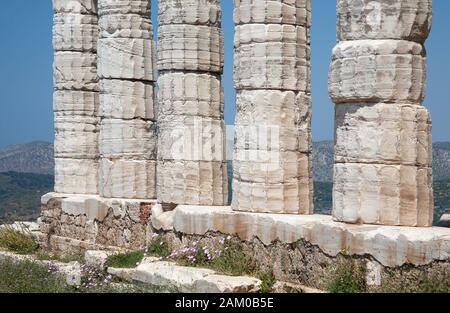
232 0 313 214
97 0 157 199
53 0 100 194
329 0 434 226
156 0 228 207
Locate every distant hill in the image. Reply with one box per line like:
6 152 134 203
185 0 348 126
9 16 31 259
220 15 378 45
0 141 54 175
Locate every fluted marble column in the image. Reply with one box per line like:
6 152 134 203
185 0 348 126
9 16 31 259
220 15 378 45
97 0 157 199
53 0 100 194
232 0 313 214
329 0 434 226
156 0 228 207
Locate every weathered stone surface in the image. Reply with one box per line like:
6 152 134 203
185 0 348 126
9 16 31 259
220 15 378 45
151 203 175 231
53 13 98 52
232 177 313 215
132 261 261 293
158 0 221 26
53 90 99 115
54 158 99 194
98 38 154 81
157 160 228 206
85 250 111 269
333 163 433 226
99 79 155 120
158 116 226 161
334 103 432 167
234 42 310 91
329 40 426 104
437 214 450 228
99 119 156 159
99 14 152 39
235 91 311 152
54 51 98 91
99 159 156 199
337 0 432 43
173 205 450 267
157 24 223 73
235 24 308 45
98 0 150 16
157 72 223 119
54 114 99 159
234 0 311 26
53 0 98 15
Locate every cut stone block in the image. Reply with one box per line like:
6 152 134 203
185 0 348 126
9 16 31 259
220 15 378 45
53 90 99 115
234 42 310 91
98 0 150 16
98 38 154 81
333 163 434 226
232 177 313 215
158 0 221 26
157 160 228 206
157 24 223 73
99 119 156 159
54 51 98 91
54 114 99 159
53 13 98 52
158 116 226 162
99 159 156 199
54 158 99 194
234 24 308 46
157 72 223 119
234 0 311 26
99 79 154 120
235 90 311 153
53 0 98 14
334 103 432 167
337 0 432 43
99 13 152 39
329 40 425 104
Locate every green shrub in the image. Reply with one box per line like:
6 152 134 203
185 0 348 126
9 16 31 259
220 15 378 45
105 251 144 268
0 258 70 293
0 224 39 254
258 271 276 293
326 259 366 293
147 236 171 258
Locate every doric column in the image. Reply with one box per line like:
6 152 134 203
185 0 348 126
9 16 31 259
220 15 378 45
329 0 434 226
97 0 157 199
232 0 313 214
52 0 99 194
156 0 228 207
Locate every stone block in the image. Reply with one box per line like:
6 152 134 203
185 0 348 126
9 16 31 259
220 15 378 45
157 160 228 206
234 0 311 26
53 13 98 52
99 119 156 159
157 24 223 73
334 103 432 167
53 0 97 14
333 163 434 226
329 40 425 104
337 0 432 43
234 42 310 91
99 159 156 199
53 90 99 115
98 0 150 16
54 158 99 194
53 51 98 91
54 114 99 159
157 72 223 119
99 79 155 120
157 115 226 161
234 24 308 46
158 0 221 26
99 13 152 39
98 38 154 81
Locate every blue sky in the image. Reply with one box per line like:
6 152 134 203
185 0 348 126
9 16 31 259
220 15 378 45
0 0 449 148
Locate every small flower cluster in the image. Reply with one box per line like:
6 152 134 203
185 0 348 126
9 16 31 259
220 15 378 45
169 236 232 265
79 264 113 290
47 261 59 273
